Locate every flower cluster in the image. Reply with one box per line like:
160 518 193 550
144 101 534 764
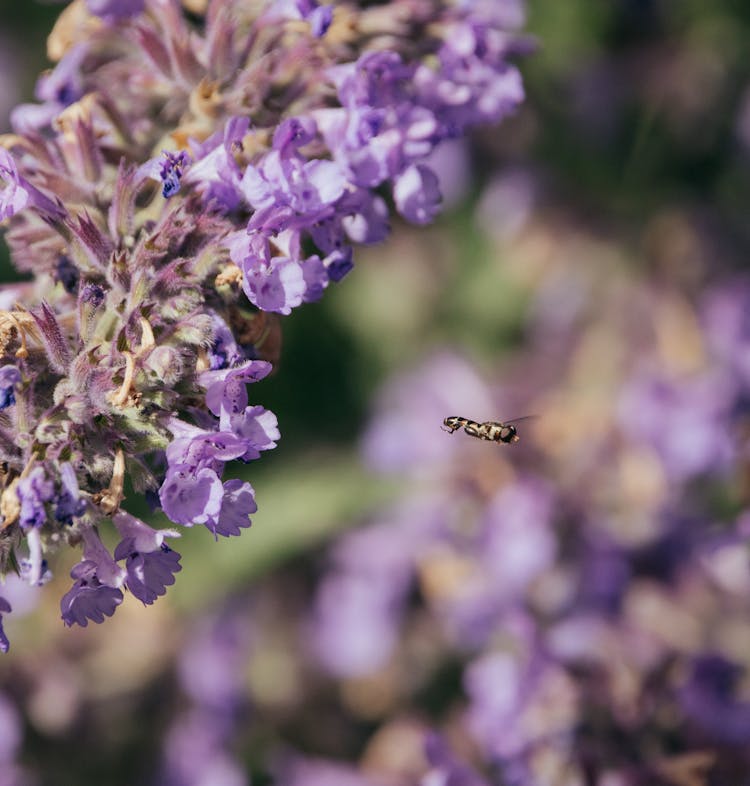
0 0 525 649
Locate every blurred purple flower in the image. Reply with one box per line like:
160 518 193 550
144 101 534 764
422 734 490 786
311 496 447 677
464 651 578 761
280 758 386 786
680 654 750 745
617 371 734 482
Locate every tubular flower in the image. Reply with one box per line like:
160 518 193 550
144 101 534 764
0 0 525 647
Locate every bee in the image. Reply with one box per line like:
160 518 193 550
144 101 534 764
441 416 534 444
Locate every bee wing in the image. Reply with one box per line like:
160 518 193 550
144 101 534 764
498 415 538 426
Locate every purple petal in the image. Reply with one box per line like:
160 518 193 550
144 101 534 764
225 406 280 460
200 360 273 417
113 509 180 553
208 480 257 538
159 466 224 526
119 542 182 605
60 579 123 627
0 148 30 221
393 164 442 225
242 257 306 315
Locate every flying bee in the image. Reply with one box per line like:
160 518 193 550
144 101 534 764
442 416 534 444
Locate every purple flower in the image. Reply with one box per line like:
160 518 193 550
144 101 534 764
0 149 31 220
60 528 125 628
340 193 390 245
269 0 333 37
273 117 318 153
310 498 442 676
36 43 87 107
185 117 248 210
0 597 10 653
329 51 411 111
165 429 249 472
479 480 556 599
22 528 48 587
301 255 330 301
394 164 442 225
617 371 734 482
159 466 224 527
312 571 403 677
0 365 20 410
704 280 750 388
201 360 273 418
60 571 123 627
241 151 347 216
223 406 280 460
160 709 249 786
113 511 182 604
115 541 182 605
159 150 191 199
54 463 86 525
16 466 55 530
323 249 353 283
464 651 578 761
0 147 63 220
207 479 257 538
680 655 750 745
422 734 490 786
244 255 307 315
207 314 244 370
10 44 87 132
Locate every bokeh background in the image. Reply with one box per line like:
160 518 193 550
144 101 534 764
2 1 750 784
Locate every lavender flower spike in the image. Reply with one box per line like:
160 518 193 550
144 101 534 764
0 0 526 646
